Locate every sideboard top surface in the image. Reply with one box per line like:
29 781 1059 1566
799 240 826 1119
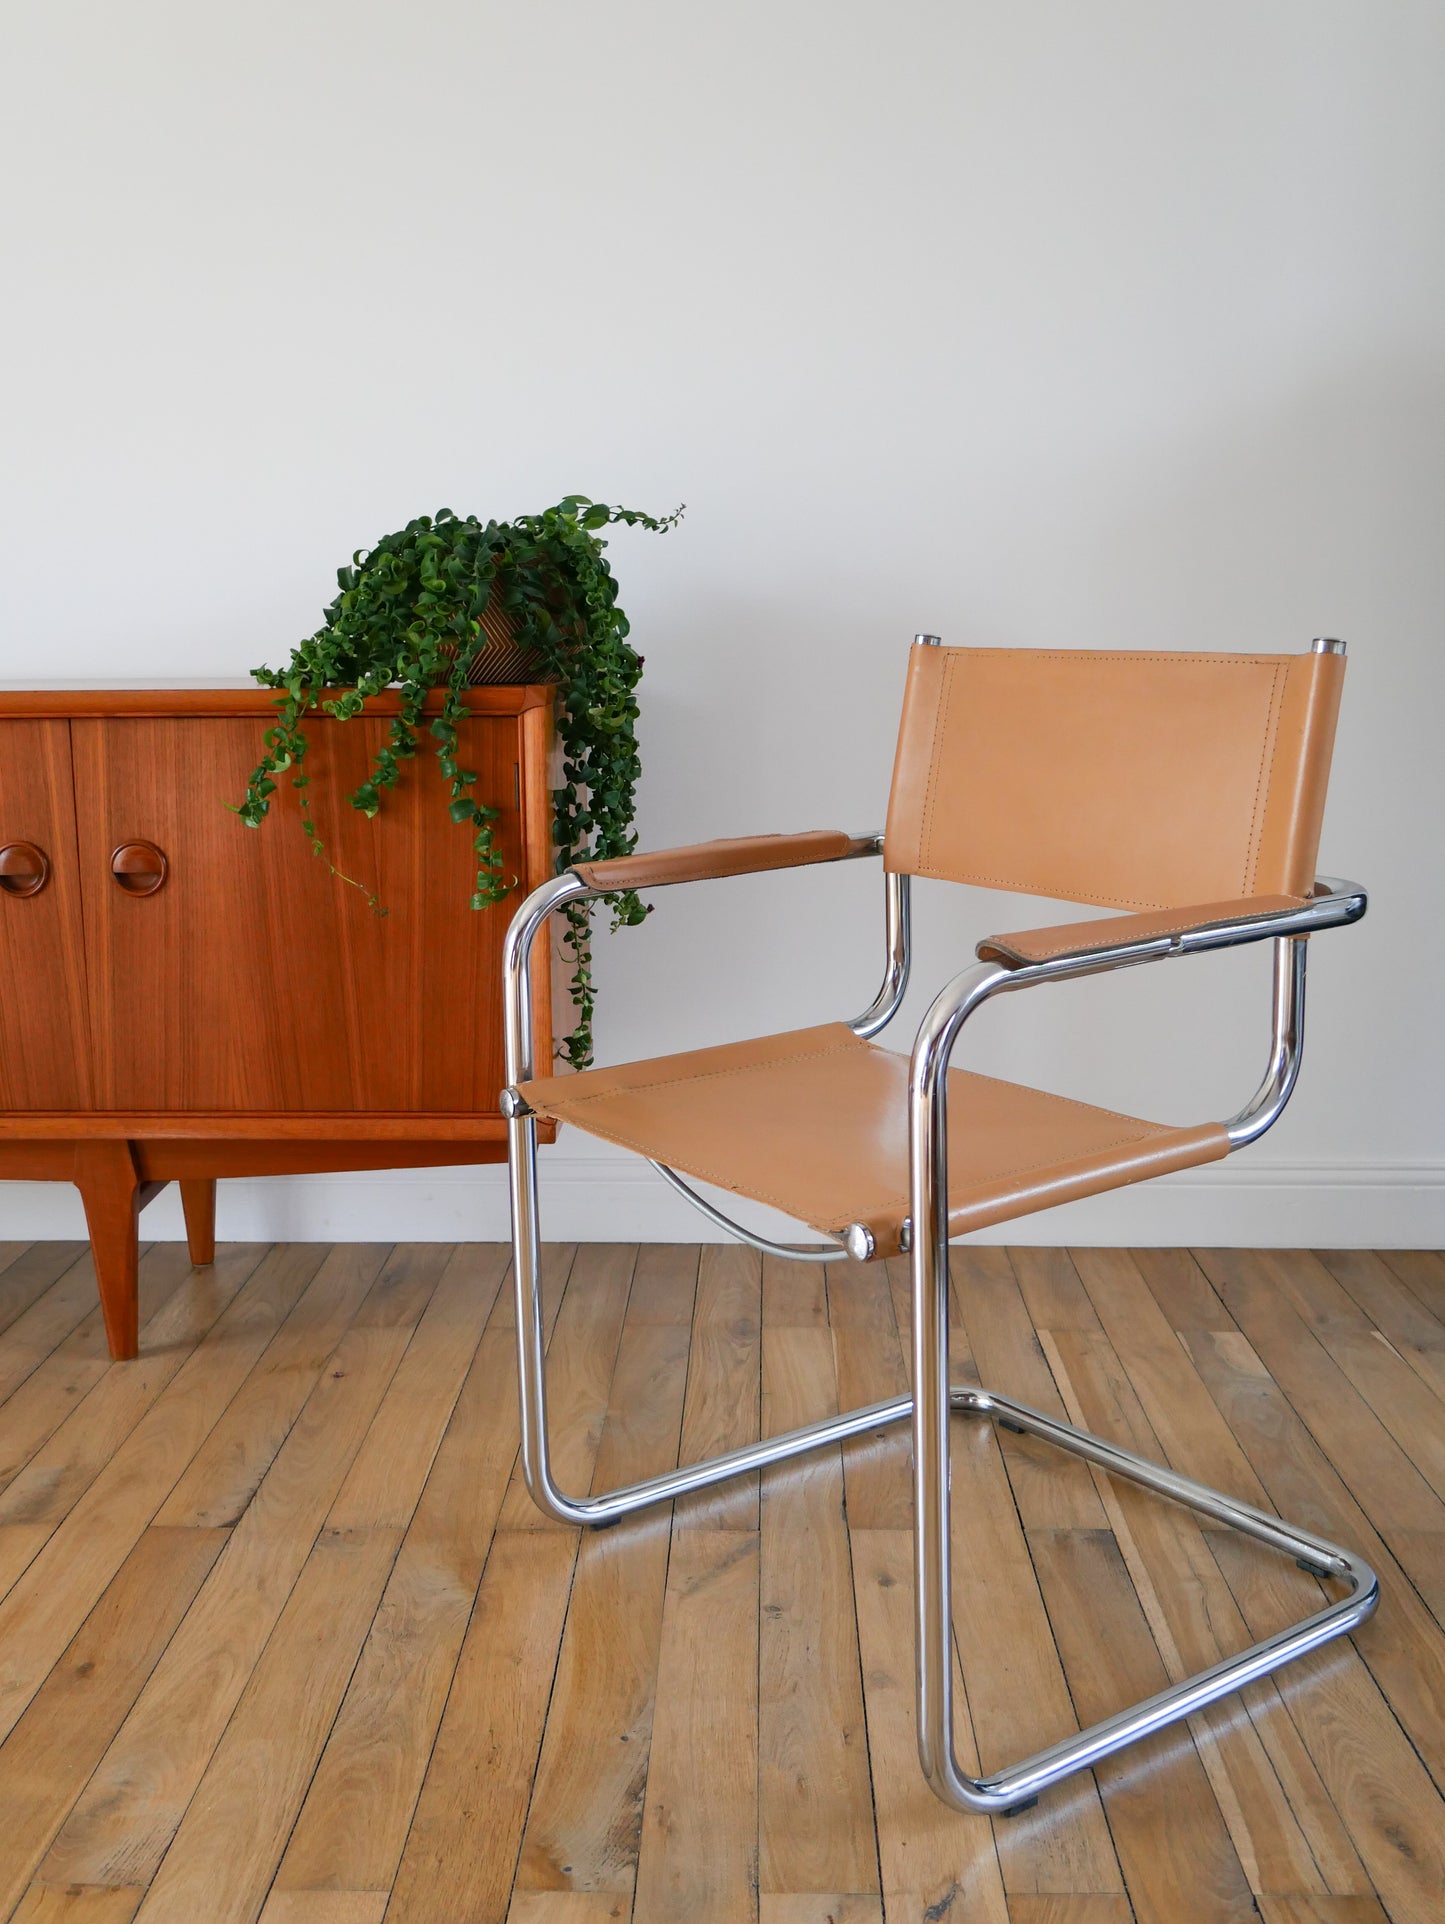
0 683 555 718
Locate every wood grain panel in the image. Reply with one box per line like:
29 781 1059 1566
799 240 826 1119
70 712 542 1113
0 721 90 1108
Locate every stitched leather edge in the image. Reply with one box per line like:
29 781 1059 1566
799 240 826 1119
979 895 1309 964
909 651 1296 907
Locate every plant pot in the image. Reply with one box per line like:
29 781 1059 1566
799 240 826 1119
443 598 557 686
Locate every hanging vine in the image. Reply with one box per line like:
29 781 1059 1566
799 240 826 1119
233 495 682 1067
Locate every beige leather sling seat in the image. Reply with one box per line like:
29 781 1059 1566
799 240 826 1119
516 643 1343 1258
500 636 1373 1818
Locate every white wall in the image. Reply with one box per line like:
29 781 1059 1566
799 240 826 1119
3 1 1442 1246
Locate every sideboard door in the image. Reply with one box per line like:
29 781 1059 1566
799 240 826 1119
70 712 535 1113
0 721 92 1108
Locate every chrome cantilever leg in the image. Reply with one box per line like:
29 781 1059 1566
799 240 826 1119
502 870 919 1527
507 1108 916 1526
906 964 1378 1815
509 1096 1375 1806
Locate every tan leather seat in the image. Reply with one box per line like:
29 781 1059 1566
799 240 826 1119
518 1020 1228 1258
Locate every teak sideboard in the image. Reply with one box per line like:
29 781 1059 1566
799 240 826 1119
0 683 556 1358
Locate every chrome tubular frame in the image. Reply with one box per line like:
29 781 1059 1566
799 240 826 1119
905 920 1374 1813
503 852 1374 1803
647 1158 844 1263
1226 933 1308 1148
848 869 911 1038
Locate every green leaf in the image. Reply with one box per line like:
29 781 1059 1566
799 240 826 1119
231 493 684 1067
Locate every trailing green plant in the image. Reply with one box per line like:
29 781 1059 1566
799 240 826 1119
233 495 682 1068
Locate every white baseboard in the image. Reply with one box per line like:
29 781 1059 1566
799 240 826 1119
2 1154 1441 1249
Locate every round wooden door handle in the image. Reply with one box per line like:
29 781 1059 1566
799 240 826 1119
111 841 169 895
0 842 50 897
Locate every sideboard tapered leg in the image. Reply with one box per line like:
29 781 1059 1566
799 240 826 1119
179 1178 216 1266
73 1140 142 1361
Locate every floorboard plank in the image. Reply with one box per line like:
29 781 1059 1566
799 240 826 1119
850 1527 1008 1924
37 1247 427 1891
944 1409 1124 1899
0 1252 129 1410
0 1244 92 1348
127 1526 401 1924
757 1901 882 1924
515 1266 693 1898
625 1243 699 1328
0 1527 226 1920
829 1261 910 1533
386 1529 581 1924
1253 1897 1393 1923
258 1897 390 1924
271 1258 517 1899
11 1889 145 1923
758 1325 876 1902
1003 1901 1135 1924
1207 1529 1445 1924
506 1898 630 1923
1314 1248 1445 1405
953 1248 1107 1532
0 1243 278 1542
762 1252 828 1331
1028 1527 1256 1924
1378 1248 1445 1323
633 1528 761 1924
1068 1247 1268 1504
673 1246 762 1534
1042 1325 1367 1899
152 1242 382 1530
1006 1247 1105 1333
497 1245 637 1531
0 1244 206 1499
1178 1321 1445 1793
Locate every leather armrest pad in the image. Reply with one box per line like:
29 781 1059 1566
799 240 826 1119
574 830 866 891
977 893 1309 967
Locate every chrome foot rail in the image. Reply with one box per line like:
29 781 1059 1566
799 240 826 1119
933 1386 1377 1813
506 1136 1375 1804
904 923 1376 1815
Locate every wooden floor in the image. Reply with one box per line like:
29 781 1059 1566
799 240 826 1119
0 1242 1443 1924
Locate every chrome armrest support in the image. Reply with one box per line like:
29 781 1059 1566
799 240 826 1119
906 874 1366 1235
1224 935 1307 1148
978 877 1365 977
848 870 911 1038
913 875 1363 1146
501 831 893 1086
503 871 593 1087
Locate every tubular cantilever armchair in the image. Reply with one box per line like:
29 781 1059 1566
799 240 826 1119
501 635 1375 1816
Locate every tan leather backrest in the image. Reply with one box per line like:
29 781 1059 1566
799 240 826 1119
884 644 1344 909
